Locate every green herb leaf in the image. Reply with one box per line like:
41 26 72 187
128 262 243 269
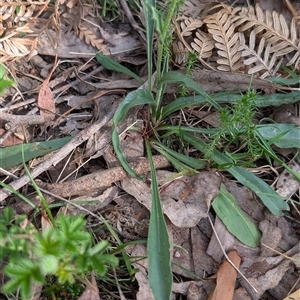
256 124 300 148
213 184 261 247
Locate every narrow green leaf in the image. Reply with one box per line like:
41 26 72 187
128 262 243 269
144 3 163 36
143 0 155 88
96 52 143 83
0 136 72 170
183 133 289 216
161 91 300 119
159 71 222 110
268 76 300 85
113 89 155 179
150 140 205 170
0 181 38 209
213 184 261 247
146 140 172 300
0 79 15 94
113 89 155 124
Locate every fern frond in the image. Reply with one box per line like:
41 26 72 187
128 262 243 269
191 30 214 60
204 10 243 71
78 25 106 51
177 17 203 37
173 40 189 64
240 31 282 78
234 4 300 68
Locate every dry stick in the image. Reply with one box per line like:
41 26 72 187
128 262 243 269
118 0 146 43
0 102 118 202
283 0 298 18
0 111 45 126
38 155 171 197
207 216 258 294
0 166 117 218
52 66 104 95
0 107 42 145
0 98 37 112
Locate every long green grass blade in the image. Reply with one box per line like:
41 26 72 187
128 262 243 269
146 140 172 300
0 181 38 210
112 89 155 179
150 140 205 170
183 133 289 216
268 76 300 85
96 52 143 83
213 184 261 247
21 147 54 224
159 71 222 110
161 91 300 118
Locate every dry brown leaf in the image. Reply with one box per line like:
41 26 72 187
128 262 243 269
126 244 155 300
276 160 300 198
121 170 221 228
283 288 300 300
0 128 23 147
38 55 57 121
78 274 101 300
41 210 53 232
208 250 241 300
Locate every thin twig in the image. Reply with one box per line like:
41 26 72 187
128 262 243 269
118 0 147 44
208 216 258 293
0 100 119 201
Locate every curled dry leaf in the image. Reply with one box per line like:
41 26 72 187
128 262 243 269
38 55 57 121
78 274 100 300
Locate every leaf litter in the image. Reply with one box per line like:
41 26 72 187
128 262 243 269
1 0 300 299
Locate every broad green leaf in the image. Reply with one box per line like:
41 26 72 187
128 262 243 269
0 79 15 94
183 133 289 216
256 124 300 148
159 71 222 110
0 136 72 170
112 89 155 179
213 184 261 247
96 52 143 83
0 64 15 94
146 140 172 300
